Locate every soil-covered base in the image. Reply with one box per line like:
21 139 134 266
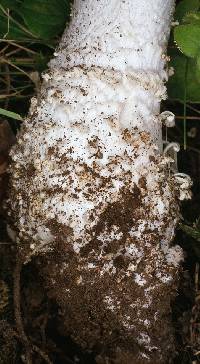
0 216 195 364
0 112 199 364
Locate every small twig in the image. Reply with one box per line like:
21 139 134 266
4 63 11 109
0 76 15 89
0 43 10 54
5 47 21 57
3 7 10 39
0 242 15 245
179 144 200 154
0 5 37 39
13 42 36 54
183 60 188 150
176 116 200 120
1 57 31 79
186 104 200 116
0 91 23 99
1 40 37 54
32 345 53 364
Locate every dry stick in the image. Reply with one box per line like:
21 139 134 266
0 43 10 55
0 5 37 39
1 58 31 79
186 104 200 116
0 75 15 89
0 91 22 99
181 145 200 154
176 116 200 120
0 243 11 245
5 47 22 57
1 40 37 55
4 63 11 109
13 254 53 364
32 345 53 364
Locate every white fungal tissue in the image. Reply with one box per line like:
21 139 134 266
7 0 192 362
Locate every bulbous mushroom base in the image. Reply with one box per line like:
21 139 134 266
34 169 181 364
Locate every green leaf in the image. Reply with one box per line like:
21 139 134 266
174 24 200 58
0 15 28 40
180 223 200 242
175 0 199 22
0 4 34 40
0 108 22 121
0 0 22 11
197 54 200 71
19 0 70 39
183 11 200 25
167 55 200 103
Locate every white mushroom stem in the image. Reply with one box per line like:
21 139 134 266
8 1 191 363
50 0 175 151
